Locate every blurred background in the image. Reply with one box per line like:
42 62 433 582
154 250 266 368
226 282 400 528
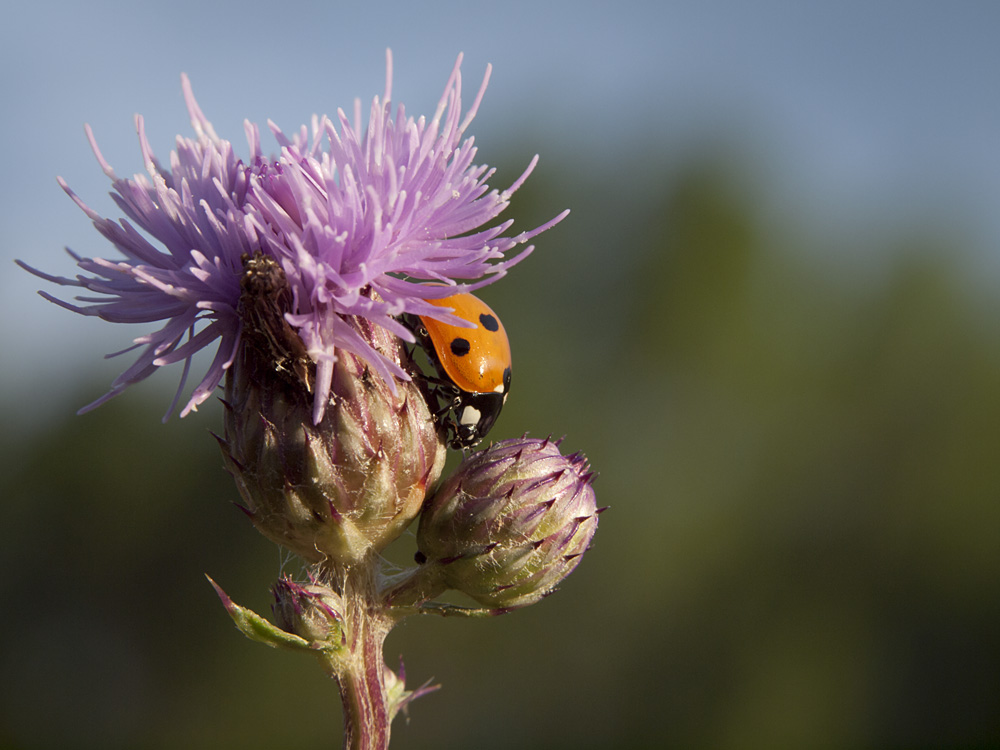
3 1 1000 748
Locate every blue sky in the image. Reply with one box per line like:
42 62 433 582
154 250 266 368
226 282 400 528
4 1 1000 411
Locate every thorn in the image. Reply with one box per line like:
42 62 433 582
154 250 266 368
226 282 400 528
205 574 239 613
208 430 230 450
233 502 255 519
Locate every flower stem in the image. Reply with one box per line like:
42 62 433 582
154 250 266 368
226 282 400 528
336 638 389 750
323 561 393 750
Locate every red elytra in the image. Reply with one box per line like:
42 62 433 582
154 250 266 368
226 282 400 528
419 293 512 395
415 292 512 448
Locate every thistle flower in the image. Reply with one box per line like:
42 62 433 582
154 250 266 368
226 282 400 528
416 437 601 609
19 51 568 423
24 56 588 749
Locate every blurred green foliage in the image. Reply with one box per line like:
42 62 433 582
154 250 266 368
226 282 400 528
2 146 999 749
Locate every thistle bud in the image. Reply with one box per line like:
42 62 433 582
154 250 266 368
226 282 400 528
272 578 345 646
416 437 600 609
220 253 447 565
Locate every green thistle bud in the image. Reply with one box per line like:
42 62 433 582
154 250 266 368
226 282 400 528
219 253 447 565
272 577 345 646
416 437 601 610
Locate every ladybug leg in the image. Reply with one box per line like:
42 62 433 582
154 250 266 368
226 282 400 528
432 396 457 420
402 344 454 419
430 386 462 423
414 378 465 446
419 372 455 390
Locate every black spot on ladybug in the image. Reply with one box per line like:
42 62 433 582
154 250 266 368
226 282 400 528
449 337 471 357
479 313 499 332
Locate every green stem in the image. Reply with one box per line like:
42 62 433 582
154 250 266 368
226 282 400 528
379 561 448 612
390 601 504 619
322 561 393 750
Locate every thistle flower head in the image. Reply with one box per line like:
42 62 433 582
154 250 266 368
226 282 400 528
416 437 600 609
20 52 567 423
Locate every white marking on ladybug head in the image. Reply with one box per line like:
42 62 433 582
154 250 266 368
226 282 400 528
459 405 482 427
493 383 505 393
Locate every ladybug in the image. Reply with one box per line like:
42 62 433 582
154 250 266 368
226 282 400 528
408 292 512 449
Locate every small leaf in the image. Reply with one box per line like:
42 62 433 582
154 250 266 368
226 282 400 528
206 575 315 653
